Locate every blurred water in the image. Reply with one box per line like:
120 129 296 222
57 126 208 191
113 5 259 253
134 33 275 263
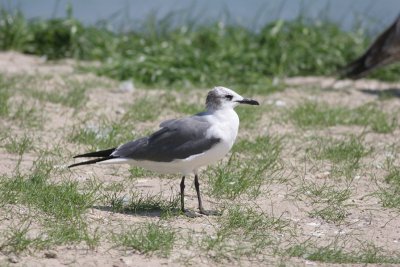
2 0 400 34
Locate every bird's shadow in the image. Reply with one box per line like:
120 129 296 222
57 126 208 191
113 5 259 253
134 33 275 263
92 205 181 218
359 88 400 99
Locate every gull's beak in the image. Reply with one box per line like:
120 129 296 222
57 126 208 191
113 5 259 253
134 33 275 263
236 98 259 105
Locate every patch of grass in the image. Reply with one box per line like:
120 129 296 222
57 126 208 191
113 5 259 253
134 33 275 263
308 135 371 180
316 135 371 164
3 134 33 155
287 242 400 264
44 220 99 248
0 218 99 254
0 223 45 254
0 8 30 50
30 84 87 110
161 91 203 115
376 166 400 208
113 222 176 257
170 101 203 115
289 101 348 127
0 158 96 220
201 206 288 261
105 190 179 216
10 101 44 129
0 78 11 117
69 120 134 150
289 102 396 133
3 7 399 90
123 97 162 122
0 75 43 125
236 105 263 129
208 135 282 199
129 166 153 178
296 181 351 223
0 157 100 253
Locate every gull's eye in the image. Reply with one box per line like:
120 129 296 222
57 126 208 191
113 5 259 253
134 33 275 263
224 94 233 100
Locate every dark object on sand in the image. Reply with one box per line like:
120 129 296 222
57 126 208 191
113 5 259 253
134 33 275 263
341 14 400 79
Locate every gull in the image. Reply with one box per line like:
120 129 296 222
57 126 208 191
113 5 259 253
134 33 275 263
68 86 259 215
341 14 400 79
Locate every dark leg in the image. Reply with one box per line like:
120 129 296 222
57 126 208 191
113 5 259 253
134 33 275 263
195 174 221 216
180 176 185 212
194 174 206 214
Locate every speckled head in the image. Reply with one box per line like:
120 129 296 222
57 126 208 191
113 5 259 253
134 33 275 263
205 86 259 110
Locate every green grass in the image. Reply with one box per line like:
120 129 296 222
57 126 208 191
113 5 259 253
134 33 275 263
236 104 264 128
3 134 33 155
376 165 400 208
106 191 179 215
10 101 44 129
0 158 97 219
207 135 282 199
0 156 100 253
122 97 162 122
0 219 99 254
0 85 10 117
287 242 400 264
306 135 371 180
0 223 45 254
30 84 87 110
295 181 352 223
313 135 371 164
2 6 399 91
113 222 176 257
69 119 135 150
200 206 288 261
43 220 99 248
289 102 396 133
129 166 153 178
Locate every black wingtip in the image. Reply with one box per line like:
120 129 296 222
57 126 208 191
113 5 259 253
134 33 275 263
73 148 117 159
68 156 114 168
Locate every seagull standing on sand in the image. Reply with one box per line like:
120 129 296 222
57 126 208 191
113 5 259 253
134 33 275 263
69 86 259 215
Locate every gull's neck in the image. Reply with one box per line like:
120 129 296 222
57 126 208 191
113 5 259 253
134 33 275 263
205 106 238 121
206 106 233 113
205 106 240 145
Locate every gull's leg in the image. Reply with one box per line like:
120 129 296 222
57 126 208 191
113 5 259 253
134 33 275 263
194 174 205 214
180 176 185 212
180 175 197 218
194 174 221 216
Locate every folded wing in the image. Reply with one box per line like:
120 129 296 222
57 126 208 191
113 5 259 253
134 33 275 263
112 116 221 162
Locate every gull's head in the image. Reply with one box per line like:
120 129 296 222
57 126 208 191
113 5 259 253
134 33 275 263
206 86 259 110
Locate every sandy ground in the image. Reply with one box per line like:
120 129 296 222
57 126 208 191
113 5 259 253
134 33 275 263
1 51 400 266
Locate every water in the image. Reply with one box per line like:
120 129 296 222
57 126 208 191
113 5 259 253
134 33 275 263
2 0 400 33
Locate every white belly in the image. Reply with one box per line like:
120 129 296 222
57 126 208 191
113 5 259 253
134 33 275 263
101 140 231 175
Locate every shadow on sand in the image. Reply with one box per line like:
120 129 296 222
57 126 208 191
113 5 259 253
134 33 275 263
359 88 400 98
91 205 181 218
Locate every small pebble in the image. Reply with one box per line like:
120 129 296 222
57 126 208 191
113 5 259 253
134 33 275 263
8 255 19 263
118 80 135 93
44 251 57 259
275 100 286 107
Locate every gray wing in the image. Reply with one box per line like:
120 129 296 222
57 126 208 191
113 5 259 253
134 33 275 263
111 116 221 162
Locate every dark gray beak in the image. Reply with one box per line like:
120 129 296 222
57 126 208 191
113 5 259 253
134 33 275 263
236 98 259 105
